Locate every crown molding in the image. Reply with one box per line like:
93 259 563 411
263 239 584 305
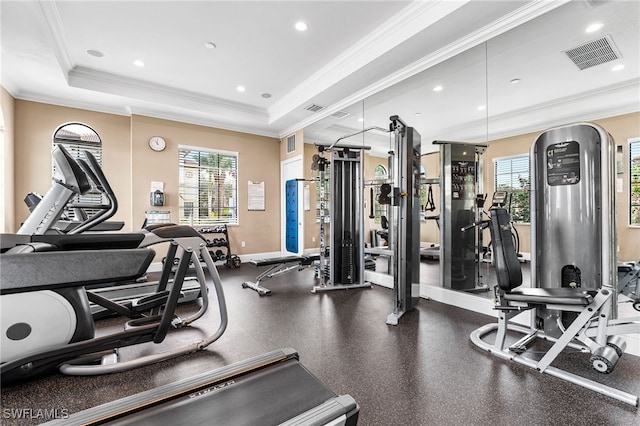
38 0 73 79
9 89 132 117
68 66 268 119
279 0 570 139
431 78 640 144
11 88 279 138
268 0 471 125
128 107 279 139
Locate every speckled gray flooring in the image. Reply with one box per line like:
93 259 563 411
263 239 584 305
1 262 639 425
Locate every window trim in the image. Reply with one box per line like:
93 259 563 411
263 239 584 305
493 154 530 224
178 145 239 226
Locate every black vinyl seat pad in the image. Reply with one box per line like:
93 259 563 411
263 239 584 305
503 287 595 306
250 254 320 267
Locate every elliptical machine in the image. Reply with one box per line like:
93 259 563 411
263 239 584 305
1 224 228 383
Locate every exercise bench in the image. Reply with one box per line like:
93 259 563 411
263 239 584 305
242 254 320 296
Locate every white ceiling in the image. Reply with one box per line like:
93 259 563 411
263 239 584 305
2 1 639 157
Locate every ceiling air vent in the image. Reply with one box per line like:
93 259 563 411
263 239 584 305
330 111 350 119
563 35 621 70
304 103 325 113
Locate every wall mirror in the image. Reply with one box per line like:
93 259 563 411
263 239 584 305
303 0 639 295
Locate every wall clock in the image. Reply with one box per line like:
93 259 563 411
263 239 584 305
149 136 167 152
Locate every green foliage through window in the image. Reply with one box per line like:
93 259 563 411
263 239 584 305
494 155 530 223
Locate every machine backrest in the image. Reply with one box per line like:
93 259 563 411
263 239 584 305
488 208 523 291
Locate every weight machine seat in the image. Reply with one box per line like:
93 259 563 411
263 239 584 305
502 287 595 306
150 224 204 239
144 222 177 232
489 208 595 306
250 255 305 267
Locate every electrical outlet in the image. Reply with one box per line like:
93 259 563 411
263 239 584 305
312 236 315 242
241 241 246 247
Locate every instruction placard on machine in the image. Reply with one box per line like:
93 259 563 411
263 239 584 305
546 141 580 186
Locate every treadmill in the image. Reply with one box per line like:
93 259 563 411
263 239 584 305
43 348 359 426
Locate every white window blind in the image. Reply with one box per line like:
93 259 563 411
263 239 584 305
179 146 238 225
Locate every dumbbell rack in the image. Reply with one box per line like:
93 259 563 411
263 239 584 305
199 225 241 268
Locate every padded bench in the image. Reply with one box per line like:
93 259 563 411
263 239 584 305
243 254 321 296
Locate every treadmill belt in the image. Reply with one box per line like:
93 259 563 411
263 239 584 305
108 359 336 425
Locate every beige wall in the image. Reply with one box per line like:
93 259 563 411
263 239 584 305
13 100 132 231
10 100 281 256
1 86 16 232
130 115 281 255
595 113 640 262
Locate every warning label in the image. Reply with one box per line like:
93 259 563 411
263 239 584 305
546 141 580 186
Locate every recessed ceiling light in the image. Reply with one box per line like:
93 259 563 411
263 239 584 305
204 42 217 49
477 105 486 111
612 64 624 71
510 78 521 84
585 22 604 33
261 93 272 98
133 60 145 67
295 21 308 31
86 49 103 57
414 112 421 117
357 117 364 122
236 86 246 92
433 85 443 92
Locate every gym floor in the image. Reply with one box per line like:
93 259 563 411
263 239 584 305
2 260 639 425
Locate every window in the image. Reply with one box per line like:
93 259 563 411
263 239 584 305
630 139 640 226
52 123 102 219
494 155 530 223
179 146 238 226
372 164 388 224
